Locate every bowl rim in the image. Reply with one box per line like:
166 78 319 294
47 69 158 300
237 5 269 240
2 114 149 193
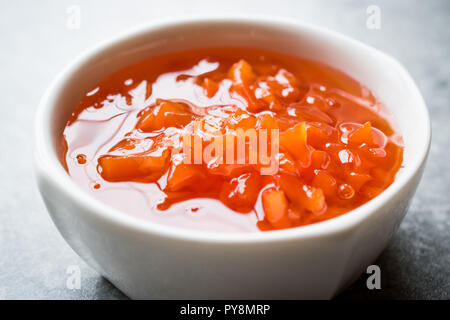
34 15 431 244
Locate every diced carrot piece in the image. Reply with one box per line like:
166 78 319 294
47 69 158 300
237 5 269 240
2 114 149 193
261 70 308 106
306 124 332 148
228 60 264 111
220 172 261 212
277 152 297 174
302 184 326 213
258 113 279 130
310 150 330 169
278 174 325 213
166 163 206 192
348 122 373 146
279 122 312 167
228 60 255 84
277 174 302 207
260 91 283 110
346 172 372 191
262 189 291 229
98 149 170 182
229 108 257 129
312 170 337 197
139 149 171 173
137 99 194 132
202 78 219 98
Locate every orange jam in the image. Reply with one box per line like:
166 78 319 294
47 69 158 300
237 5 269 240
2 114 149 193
62 48 403 232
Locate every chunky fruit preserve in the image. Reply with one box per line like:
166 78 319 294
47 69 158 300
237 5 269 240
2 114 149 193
62 48 403 232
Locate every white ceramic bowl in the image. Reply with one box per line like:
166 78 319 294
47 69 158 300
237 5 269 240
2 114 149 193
34 16 431 299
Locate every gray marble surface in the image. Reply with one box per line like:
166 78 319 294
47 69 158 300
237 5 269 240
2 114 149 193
0 0 448 300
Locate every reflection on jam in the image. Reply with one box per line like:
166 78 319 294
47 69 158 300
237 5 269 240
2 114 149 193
63 48 403 233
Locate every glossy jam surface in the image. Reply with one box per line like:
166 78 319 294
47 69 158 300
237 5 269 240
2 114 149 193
63 48 403 232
